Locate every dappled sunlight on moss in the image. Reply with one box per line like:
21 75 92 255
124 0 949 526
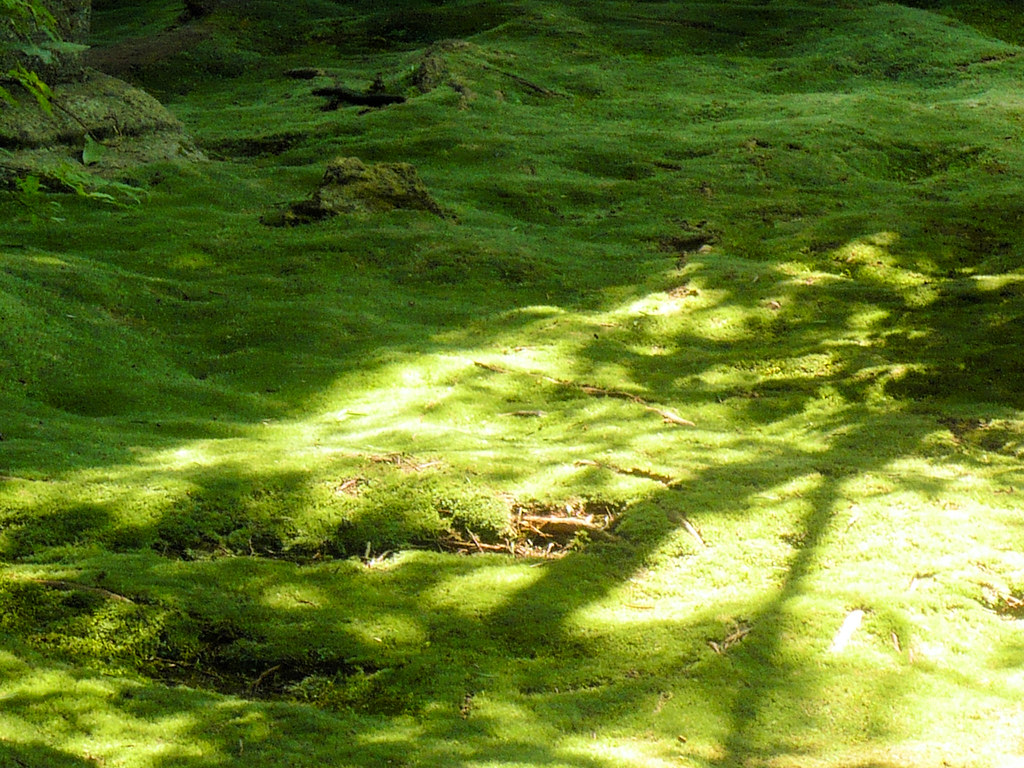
0 659 232 764
424 564 542 617
1 0 1024 764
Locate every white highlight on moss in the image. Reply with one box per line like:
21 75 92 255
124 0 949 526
829 609 864 653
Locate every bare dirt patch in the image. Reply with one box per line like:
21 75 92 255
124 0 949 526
85 24 213 80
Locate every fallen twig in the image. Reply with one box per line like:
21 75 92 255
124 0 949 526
478 64 567 97
573 459 675 484
665 510 707 547
520 514 606 535
679 518 706 548
708 622 751 654
23 578 134 603
647 407 696 427
468 530 485 553
473 361 695 427
251 664 282 692
473 361 510 373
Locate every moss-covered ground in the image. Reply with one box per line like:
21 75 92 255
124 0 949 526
3 0 1024 765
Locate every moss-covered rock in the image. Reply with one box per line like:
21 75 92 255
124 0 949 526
0 68 202 180
266 156 447 225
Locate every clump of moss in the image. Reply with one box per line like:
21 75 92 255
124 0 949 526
286 667 417 715
437 490 511 542
332 474 445 554
0 579 165 670
265 156 448 225
330 472 512 555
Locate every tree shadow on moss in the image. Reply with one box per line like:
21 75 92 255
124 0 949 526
4 220 1021 765
4 0 1024 762
0 742 99 768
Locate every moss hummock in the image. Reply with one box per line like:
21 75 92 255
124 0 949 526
267 155 447 224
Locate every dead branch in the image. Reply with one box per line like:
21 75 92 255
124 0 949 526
478 64 567 97
709 622 751 654
667 511 707 547
25 578 134 603
467 530 485 553
573 459 675 484
680 518 706 548
251 664 282 692
519 515 618 542
520 514 604 533
647 407 696 427
472 361 695 427
440 533 509 554
473 361 509 373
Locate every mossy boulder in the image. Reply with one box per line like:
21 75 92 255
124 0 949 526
266 156 447 225
0 69 202 181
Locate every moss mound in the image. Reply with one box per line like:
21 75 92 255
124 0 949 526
266 156 447 225
0 69 202 180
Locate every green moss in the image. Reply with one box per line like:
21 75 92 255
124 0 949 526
334 474 445 554
437 489 512 542
1 0 1024 766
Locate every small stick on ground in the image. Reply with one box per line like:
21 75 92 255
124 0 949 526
251 664 282 692
647 407 696 427
666 511 707 548
477 64 567 97
679 518 707 548
23 578 134 603
473 361 695 427
574 459 675 484
468 530 485 553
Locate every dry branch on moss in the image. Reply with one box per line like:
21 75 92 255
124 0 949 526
573 459 676 484
473 361 695 426
440 498 619 558
22 577 134 603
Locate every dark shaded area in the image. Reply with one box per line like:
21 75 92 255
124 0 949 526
311 86 406 110
900 0 1024 44
317 2 517 53
0 743 99 768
